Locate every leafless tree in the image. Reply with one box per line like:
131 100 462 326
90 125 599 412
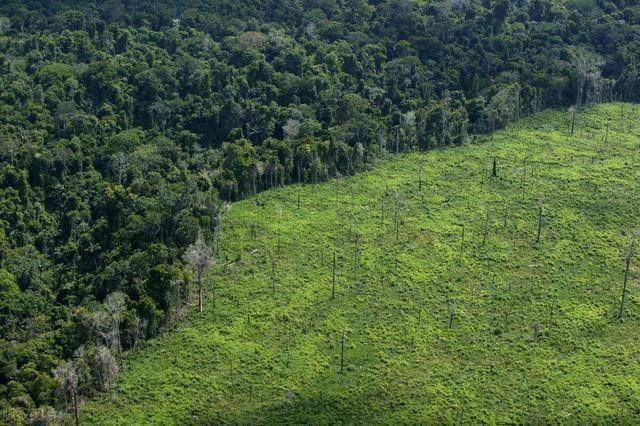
103 292 126 359
92 346 119 393
619 232 639 320
53 361 80 426
111 152 131 185
536 198 544 243
183 233 214 312
283 118 300 139
568 46 604 107
568 105 577 135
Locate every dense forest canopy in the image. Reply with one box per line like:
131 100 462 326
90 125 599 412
1 0 639 422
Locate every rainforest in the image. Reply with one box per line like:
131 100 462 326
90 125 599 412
1 0 640 424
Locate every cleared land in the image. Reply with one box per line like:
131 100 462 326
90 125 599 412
84 104 640 424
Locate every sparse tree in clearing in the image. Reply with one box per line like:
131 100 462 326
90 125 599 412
353 233 360 283
183 234 214 313
536 198 544 243
619 232 638 320
53 361 80 426
483 206 490 246
503 202 508 228
394 191 400 240
332 250 337 299
340 330 346 373
272 257 277 295
603 117 610 152
569 105 577 135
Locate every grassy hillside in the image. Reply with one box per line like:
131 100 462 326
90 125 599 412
83 104 640 424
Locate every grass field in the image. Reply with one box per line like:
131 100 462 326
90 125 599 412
83 104 640 424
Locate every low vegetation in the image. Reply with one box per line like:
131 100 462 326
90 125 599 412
83 104 640 424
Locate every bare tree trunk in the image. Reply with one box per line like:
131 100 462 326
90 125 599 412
619 255 631 320
340 330 345 373
332 251 336 300
536 199 544 243
503 202 508 228
619 235 636 319
198 269 203 312
483 207 490 246
353 233 360 283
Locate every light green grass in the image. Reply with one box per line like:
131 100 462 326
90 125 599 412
83 104 640 424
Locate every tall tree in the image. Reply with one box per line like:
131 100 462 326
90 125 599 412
183 233 214 312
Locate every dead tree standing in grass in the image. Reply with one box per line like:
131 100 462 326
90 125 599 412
569 105 577 135
603 118 610 152
619 232 638 320
394 208 400 240
394 191 400 240
483 207 490 246
272 259 277 295
354 233 360 283
332 250 337 299
536 198 544 243
503 202 508 228
340 330 346 373
183 233 214 312
492 157 497 177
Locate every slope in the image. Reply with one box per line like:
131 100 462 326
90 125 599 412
82 104 640 424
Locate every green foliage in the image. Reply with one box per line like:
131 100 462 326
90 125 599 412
83 105 640 424
2 0 640 420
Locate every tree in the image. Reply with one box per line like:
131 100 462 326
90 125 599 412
568 46 604 107
111 152 131 185
53 361 79 426
619 232 638 320
92 346 119 393
183 233 214 312
103 292 126 358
